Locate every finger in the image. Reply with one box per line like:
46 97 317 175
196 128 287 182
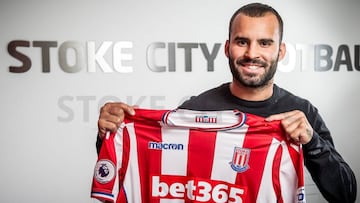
121 104 136 116
286 122 313 144
280 112 306 130
282 118 301 134
281 118 301 142
98 129 106 140
115 104 135 116
98 116 119 135
102 102 135 116
281 113 306 138
98 108 126 130
287 128 302 143
98 102 136 139
98 127 107 140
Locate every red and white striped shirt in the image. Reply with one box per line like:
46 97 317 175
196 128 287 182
91 109 305 203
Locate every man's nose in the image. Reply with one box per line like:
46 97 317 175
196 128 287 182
244 43 259 59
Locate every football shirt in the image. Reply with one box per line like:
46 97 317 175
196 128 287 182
91 108 305 203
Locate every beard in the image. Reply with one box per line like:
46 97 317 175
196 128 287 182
229 55 279 88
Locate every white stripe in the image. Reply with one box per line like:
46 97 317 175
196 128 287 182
111 129 123 200
91 192 114 202
256 138 280 203
122 123 142 203
280 142 298 202
161 126 189 175
160 126 189 203
210 125 248 183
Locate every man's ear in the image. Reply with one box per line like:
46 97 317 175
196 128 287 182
224 40 230 58
278 42 286 60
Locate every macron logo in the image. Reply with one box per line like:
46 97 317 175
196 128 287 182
148 142 184 150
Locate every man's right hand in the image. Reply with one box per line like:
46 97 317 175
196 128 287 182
97 102 136 140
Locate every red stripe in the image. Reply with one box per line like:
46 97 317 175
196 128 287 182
235 129 274 202
119 129 130 202
272 144 283 203
186 130 217 179
287 143 304 187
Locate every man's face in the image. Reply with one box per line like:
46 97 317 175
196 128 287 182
225 13 285 88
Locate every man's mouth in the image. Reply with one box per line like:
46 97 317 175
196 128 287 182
237 58 267 68
247 65 261 70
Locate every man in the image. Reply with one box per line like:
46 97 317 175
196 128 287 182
96 3 357 202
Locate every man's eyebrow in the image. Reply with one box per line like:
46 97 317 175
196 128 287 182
258 38 274 43
232 36 274 43
233 36 249 41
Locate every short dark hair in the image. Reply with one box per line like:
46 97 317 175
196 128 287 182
228 3 284 42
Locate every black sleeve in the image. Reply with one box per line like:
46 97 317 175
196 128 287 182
96 133 103 154
303 119 357 203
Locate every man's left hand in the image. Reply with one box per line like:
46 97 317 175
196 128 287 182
265 110 313 144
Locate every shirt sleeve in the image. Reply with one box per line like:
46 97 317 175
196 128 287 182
91 132 120 203
303 119 357 203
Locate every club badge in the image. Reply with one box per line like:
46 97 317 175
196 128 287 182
230 147 250 173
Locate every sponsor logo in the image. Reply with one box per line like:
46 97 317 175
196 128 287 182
230 147 250 173
195 115 217 123
151 175 247 202
94 159 115 183
148 141 184 150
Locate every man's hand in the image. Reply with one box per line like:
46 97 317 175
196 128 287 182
265 110 313 144
98 102 136 139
